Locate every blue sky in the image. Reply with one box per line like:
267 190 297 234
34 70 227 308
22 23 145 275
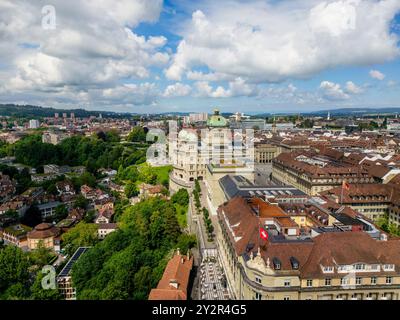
0 0 400 114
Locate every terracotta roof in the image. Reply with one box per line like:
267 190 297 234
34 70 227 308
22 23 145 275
321 183 399 203
220 197 400 279
148 253 193 300
299 232 400 278
218 197 261 255
27 223 61 240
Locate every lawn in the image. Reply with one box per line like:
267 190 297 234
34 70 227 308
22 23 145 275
174 203 188 229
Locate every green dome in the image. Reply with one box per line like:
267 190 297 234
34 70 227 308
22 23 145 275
207 109 228 127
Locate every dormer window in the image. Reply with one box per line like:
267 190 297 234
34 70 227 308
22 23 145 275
273 257 281 270
355 263 366 271
322 266 334 273
290 257 299 270
383 264 395 271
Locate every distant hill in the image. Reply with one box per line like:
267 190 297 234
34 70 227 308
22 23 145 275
309 107 400 116
0 104 134 118
253 107 400 118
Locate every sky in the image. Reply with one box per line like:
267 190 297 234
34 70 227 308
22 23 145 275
0 0 400 114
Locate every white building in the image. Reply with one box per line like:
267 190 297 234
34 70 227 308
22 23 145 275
29 119 40 129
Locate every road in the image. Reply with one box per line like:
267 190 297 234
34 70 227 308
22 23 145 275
188 181 231 300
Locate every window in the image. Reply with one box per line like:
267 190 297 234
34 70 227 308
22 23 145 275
255 292 262 300
306 280 313 287
355 264 365 270
255 276 262 284
341 278 349 286
371 277 377 285
325 278 332 286
322 266 334 273
283 296 290 300
383 264 395 271
284 280 291 287
356 277 362 285
386 277 393 285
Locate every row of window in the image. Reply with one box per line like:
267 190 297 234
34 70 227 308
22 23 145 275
306 276 392 287
255 291 394 300
323 263 395 273
244 276 393 296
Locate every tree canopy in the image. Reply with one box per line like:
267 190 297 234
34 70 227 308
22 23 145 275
71 197 196 300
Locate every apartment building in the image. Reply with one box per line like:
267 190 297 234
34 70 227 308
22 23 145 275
272 151 375 195
322 183 400 224
216 197 400 300
254 142 281 164
57 247 90 300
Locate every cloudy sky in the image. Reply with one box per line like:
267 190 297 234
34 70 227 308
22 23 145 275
0 0 400 114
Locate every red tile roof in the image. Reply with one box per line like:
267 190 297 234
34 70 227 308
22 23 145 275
148 253 193 300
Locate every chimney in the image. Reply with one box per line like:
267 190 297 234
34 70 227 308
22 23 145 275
169 279 179 289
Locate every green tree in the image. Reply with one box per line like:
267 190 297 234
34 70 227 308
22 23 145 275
30 271 61 300
171 189 189 207
74 194 89 209
125 182 138 198
53 204 68 222
84 209 96 223
0 246 30 295
127 127 147 143
62 222 99 256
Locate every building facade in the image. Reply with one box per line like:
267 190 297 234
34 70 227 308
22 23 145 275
216 197 400 300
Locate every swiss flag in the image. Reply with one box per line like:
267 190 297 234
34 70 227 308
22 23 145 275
259 227 269 241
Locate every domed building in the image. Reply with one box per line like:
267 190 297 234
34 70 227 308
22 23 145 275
27 223 61 252
207 109 229 128
170 108 252 194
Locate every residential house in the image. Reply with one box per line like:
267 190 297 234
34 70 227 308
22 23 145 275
149 250 193 300
0 224 32 249
98 223 118 239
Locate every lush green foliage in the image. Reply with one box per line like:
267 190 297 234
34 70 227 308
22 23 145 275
61 222 99 256
117 163 172 188
0 164 31 193
127 127 147 143
5 133 146 171
71 197 195 300
202 207 214 241
171 189 190 228
171 188 189 207
0 246 30 298
376 215 400 236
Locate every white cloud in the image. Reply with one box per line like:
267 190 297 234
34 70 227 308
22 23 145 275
194 78 258 98
345 81 363 94
369 69 386 80
166 0 400 83
101 83 159 106
0 0 166 108
320 81 349 101
163 83 192 97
